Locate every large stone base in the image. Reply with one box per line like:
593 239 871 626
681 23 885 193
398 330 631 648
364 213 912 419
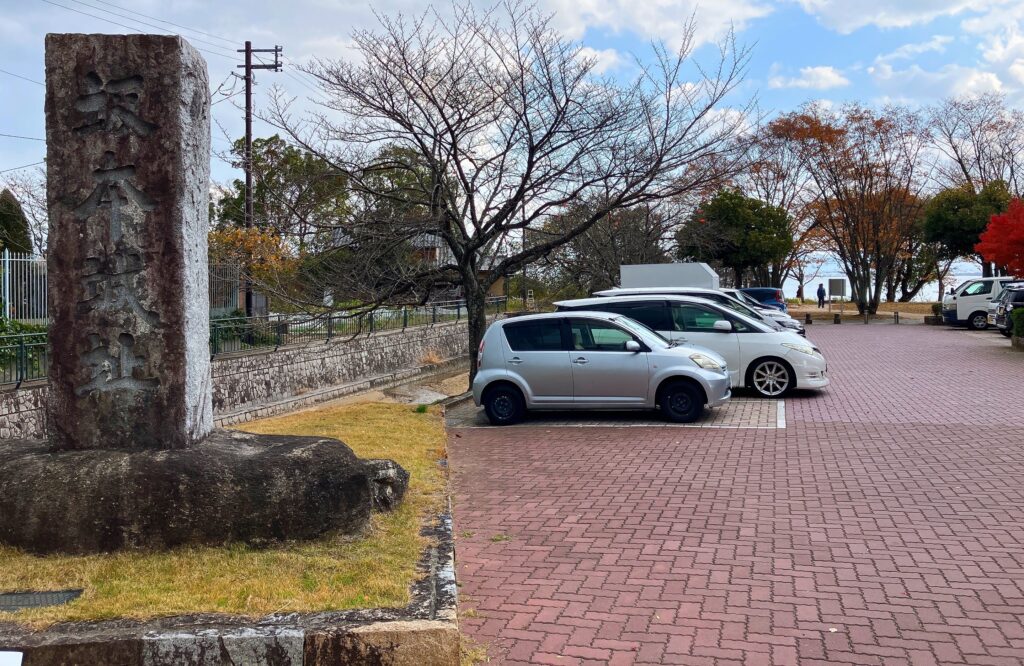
0 429 408 554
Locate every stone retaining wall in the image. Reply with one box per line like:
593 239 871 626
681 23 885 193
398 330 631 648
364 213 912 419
0 384 47 440
0 321 470 441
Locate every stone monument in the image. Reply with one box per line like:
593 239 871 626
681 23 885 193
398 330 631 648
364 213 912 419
45 33 213 451
0 34 408 555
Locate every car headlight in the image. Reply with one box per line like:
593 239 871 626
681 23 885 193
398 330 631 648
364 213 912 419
780 319 801 329
689 353 723 370
782 342 816 356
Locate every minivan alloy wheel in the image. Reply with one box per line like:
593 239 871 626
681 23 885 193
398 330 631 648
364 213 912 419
969 312 989 330
751 360 791 397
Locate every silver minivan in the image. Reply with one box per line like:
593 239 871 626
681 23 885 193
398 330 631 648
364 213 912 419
471 311 732 425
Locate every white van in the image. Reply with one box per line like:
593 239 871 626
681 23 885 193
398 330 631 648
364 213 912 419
942 278 1017 330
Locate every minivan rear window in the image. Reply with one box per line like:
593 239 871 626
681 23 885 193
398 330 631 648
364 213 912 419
595 302 670 331
503 321 564 351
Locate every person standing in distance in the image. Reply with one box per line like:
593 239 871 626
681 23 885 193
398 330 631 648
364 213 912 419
816 283 827 309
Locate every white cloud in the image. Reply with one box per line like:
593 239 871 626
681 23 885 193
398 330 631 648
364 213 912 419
577 47 623 74
868 62 1004 98
791 0 1005 33
875 35 954 63
1010 60 1024 84
768 65 850 90
547 0 773 47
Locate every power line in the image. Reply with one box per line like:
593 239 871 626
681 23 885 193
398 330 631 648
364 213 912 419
63 0 237 56
38 0 234 63
0 161 45 175
85 0 236 46
0 133 45 142
0 68 44 87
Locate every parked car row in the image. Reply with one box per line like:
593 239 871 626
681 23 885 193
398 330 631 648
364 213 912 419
991 283 1024 337
472 286 828 425
942 277 1020 331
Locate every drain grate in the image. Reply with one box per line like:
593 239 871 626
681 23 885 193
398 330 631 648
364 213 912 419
0 590 83 612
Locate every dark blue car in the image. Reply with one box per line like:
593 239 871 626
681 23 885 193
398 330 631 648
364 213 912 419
740 287 788 313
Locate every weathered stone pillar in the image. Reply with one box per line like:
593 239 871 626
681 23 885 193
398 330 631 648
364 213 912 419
44 34 213 450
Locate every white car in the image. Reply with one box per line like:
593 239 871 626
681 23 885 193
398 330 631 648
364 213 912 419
720 288 803 327
555 294 830 398
595 286 806 335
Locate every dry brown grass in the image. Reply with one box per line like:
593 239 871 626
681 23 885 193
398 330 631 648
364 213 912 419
420 349 445 365
0 403 447 627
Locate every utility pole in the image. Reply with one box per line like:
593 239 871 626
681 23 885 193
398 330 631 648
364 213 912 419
237 41 282 316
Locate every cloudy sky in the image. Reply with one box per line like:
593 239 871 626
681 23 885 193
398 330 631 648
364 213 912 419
2 0 1024 183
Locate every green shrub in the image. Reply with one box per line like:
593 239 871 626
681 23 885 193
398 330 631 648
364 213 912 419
0 318 48 375
1012 308 1024 338
931 303 942 316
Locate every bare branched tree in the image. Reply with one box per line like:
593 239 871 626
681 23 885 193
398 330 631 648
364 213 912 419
531 202 676 297
741 119 818 295
0 168 48 256
265 1 752 377
928 94 1024 196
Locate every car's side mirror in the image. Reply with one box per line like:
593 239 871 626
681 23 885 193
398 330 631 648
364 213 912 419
625 340 641 352
712 320 734 333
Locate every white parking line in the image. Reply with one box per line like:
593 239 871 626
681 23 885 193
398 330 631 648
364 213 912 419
777 401 786 428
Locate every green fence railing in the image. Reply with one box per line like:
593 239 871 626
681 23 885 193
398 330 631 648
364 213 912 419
0 297 507 387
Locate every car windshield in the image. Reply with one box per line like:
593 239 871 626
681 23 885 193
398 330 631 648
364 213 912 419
731 290 762 307
612 316 670 347
717 296 768 321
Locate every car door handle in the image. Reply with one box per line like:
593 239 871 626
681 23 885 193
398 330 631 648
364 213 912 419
508 357 523 365
573 357 589 365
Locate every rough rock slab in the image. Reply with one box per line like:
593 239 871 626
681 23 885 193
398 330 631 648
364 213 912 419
0 429 408 554
44 33 213 451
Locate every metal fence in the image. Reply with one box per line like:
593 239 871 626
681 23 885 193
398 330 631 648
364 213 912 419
0 297 506 386
1 251 47 324
0 256 265 323
0 332 48 387
209 297 507 355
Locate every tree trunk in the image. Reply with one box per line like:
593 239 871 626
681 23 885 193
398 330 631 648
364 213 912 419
982 260 993 278
464 273 489 388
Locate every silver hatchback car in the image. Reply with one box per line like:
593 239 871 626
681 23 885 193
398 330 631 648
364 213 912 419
471 311 732 425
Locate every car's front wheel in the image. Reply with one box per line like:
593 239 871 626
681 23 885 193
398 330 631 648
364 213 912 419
483 384 526 426
968 311 989 330
748 359 794 398
659 381 705 423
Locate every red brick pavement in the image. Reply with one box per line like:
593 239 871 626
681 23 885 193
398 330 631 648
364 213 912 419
449 324 1024 665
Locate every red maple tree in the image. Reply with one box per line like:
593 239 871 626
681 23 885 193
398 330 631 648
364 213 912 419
976 197 1024 277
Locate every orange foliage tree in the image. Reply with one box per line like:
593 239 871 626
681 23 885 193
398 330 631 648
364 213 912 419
976 198 1024 276
777 104 930 314
208 227 298 300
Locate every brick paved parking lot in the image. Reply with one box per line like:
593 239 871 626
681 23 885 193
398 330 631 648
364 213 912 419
449 324 1024 665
